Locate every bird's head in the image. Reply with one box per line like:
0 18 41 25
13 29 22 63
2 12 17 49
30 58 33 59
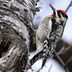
49 4 68 26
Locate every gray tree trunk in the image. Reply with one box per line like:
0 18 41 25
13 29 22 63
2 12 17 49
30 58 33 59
0 0 38 72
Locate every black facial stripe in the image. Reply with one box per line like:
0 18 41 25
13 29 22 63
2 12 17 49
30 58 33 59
57 12 61 18
58 12 68 19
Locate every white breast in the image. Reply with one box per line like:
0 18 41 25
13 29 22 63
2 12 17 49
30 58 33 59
36 16 52 53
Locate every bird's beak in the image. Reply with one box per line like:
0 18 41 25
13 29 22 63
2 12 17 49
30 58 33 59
49 4 56 12
49 4 58 17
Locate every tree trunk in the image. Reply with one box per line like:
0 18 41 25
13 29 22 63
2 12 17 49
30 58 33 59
0 0 38 72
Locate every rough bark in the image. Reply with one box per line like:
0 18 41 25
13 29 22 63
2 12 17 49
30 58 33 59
0 0 38 72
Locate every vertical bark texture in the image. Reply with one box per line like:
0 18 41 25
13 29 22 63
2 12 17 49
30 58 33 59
0 0 38 72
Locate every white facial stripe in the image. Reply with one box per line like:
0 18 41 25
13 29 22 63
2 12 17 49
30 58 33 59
60 13 64 19
55 10 59 18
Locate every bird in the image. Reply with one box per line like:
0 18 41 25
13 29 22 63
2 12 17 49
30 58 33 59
35 4 68 71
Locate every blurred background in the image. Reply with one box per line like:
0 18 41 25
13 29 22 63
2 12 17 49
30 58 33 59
32 0 72 72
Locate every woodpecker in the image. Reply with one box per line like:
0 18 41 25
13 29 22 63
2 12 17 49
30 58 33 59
35 4 68 71
36 4 68 54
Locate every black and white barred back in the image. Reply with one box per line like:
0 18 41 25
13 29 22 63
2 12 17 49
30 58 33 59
31 5 68 71
39 16 68 71
43 38 53 56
